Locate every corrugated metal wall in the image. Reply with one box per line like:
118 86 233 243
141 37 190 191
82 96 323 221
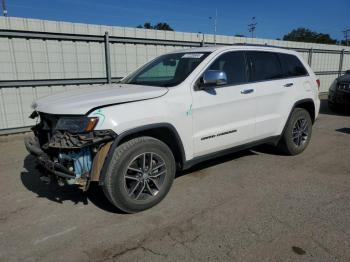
0 17 349 132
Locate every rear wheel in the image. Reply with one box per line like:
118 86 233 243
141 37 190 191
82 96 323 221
278 108 312 155
103 136 175 213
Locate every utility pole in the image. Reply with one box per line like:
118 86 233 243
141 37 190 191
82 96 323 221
209 8 218 45
343 29 350 46
248 17 257 38
2 0 7 17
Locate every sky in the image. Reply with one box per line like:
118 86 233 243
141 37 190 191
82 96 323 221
3 0 350 41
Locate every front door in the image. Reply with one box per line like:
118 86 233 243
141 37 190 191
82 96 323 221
191 51 256 157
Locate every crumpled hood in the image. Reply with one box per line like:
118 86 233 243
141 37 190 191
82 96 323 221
32 84 168 115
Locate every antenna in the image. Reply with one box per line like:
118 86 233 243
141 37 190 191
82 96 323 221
248 17 257 38
2 0 7 16
343 29 350 46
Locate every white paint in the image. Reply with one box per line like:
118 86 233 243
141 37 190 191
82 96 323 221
33 226 77 245
33 84 168 115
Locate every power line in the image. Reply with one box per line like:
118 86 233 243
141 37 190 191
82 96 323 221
248 17 257 38
2 0 7 16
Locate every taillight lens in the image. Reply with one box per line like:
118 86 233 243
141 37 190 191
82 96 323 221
316 79 320 90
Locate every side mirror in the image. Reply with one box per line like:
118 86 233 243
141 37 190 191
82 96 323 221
202 70 227 86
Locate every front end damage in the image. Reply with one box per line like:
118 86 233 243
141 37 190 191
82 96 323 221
24 112 115 190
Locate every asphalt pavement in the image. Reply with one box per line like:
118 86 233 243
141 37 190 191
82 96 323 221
0 100 349 261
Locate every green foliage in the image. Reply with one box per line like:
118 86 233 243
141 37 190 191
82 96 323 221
136 22 174 31
283 28 337 44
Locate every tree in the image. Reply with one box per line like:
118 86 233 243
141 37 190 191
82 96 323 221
283 28 337 45
143 22 152 29
136 22 174 31
154 23 173 31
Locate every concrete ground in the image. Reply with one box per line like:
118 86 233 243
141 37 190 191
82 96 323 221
0 100 350 262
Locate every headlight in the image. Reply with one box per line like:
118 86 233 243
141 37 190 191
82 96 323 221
55 117 99 133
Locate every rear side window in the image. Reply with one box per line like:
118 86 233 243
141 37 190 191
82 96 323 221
247 51 283 82
279 53 308 77
208 51 247 85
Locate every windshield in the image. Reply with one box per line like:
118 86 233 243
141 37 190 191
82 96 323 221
121 52 210 87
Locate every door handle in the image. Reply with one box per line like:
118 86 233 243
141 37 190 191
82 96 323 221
240 89 254 94
284 83 294 87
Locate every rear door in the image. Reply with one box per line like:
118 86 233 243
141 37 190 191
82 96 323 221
246 51 295 139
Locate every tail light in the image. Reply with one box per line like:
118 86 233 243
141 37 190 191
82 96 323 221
316 79 320 90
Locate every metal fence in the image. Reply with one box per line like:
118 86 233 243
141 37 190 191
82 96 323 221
0 17 349 134
0 30 205 88
0 29 349 88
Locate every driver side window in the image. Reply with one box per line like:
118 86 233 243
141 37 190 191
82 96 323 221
208 51 247 85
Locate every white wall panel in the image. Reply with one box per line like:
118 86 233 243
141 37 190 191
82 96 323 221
312 53 340 72
318 74 337 93
343 54 350 71
0 16 350 132
0 84 103 130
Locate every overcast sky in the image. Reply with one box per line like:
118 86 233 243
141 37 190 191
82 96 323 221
4 0 350 41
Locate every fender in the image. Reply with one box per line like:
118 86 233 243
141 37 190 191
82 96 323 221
98 123 186 185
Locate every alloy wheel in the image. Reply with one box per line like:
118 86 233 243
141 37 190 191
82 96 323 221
292 118 309 147
124 152 167 200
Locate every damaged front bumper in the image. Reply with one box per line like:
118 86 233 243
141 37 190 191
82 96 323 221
24 129 115 189
25 135 77 179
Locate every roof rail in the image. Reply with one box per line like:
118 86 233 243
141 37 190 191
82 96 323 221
230 43 284 49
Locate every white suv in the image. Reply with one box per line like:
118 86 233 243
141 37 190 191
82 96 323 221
25 45 320 213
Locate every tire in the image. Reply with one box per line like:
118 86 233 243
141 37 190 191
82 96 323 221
103 136 175 213
277 108 312 155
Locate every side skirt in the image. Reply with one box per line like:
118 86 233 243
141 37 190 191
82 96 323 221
183 136 280 170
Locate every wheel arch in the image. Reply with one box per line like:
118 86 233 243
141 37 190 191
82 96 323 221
281 98 316 137
294 99 316 123
98 123 186 185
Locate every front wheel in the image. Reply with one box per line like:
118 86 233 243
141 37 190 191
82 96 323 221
277 108 312 155
103 136 175 213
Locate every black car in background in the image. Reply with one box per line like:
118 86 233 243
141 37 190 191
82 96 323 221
328 70 350 110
